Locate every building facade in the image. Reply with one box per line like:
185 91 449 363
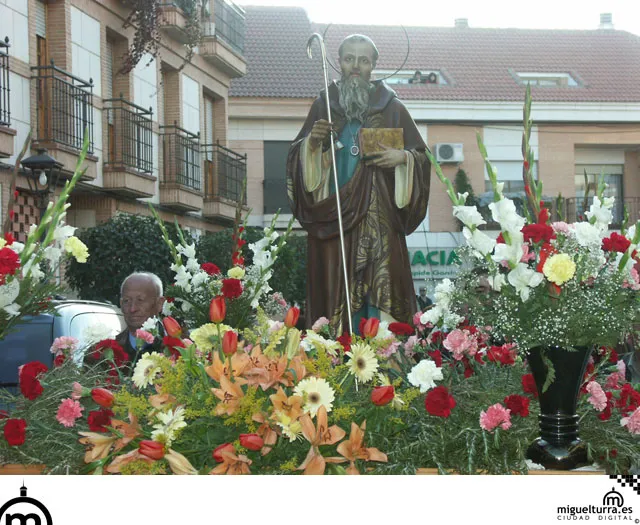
0 0 248 242
228 7 640 296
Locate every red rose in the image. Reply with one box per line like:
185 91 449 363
239 433 264 451
337 332 352 353
371 385 395 406
139 440 165 460
3 418 26 446
521 373 539 398
602 232 631 254
427 350 443 367
87 409 114 433
424 386 456 418
209 296 226 323
284 307 300 328
504 394 530 417
389 322 414 336
92 339 128 367
221 278 243 299
521 223 555 244
213 443 235 462
91 388 115 408
201 262 221 275
19 361 48 400
0 246 20 283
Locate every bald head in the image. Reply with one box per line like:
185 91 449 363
120 272 165 333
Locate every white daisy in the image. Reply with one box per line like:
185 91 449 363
294 377 335 417
132 352 163 389
346 342 379 383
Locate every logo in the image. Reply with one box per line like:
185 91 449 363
0 484 53 525
556 487 634 521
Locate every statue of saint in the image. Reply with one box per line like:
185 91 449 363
287 34 431 331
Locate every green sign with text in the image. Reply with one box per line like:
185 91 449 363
410 249 460 280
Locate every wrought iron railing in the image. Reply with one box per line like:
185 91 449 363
202 142 246 203
161 123 200 190
201 0 245 54
104 97 153 173
0 37 10 127
31 61 94 153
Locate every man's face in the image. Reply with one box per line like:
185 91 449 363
419 288 427 297
120 276 165 332
339 41 375 83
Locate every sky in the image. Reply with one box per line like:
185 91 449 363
240 0 640 36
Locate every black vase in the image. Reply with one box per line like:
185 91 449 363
526 346 592 470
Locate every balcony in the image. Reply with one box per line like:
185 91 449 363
31 61 97 179
103 97 156 198
160 124 203 212
0 37 15 159
199 0 246 77
202 142 247 221
158 2 191 44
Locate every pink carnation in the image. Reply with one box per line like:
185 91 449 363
404 335 419 358
378 340 401 358
443 329 478 361
413 311 427 331
50 336 79 355
551 221 572 234
621 407 640 434
617 360 627 377
71 382 85 401
135 329 155 344
605 371 625 390
311 317 330 332
480 403 512 432
56 398 84 427
586 381 608 412
520 244 536 263
623 268 640 291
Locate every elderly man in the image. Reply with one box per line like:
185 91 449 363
287 34 431 331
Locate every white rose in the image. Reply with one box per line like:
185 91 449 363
407 360 443 393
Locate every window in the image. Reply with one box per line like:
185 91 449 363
574 164 623 223
263 141 292 214
484 161 538 194
376 70 446 85
516 72 578 87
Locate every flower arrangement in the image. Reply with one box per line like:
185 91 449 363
0 134 91 341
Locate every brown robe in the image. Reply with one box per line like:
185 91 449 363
286 80 431 330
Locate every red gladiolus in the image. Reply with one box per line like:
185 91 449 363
91 388 115 408
139 440 165 460
284 307 300 328
424 386 456 418
162 316 182 338
3 418 26 446
209 296 226 323
213 443 235 462
537 206 550 225
239 433 264 451
371 385 395 406
222 330 238 356
536 243 557 273
360 317 380 338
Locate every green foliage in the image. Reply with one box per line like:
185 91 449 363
453 168 478 206
65 214 192 305
196 227 307 308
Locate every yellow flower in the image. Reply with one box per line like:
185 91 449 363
190 323 231 352
227 266 245 279
0 238 5 249
543 253 576 285
64 236 89 263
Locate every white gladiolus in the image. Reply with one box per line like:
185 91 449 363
488 273 506 292
586 196 614 229
463 227 496 256
454 206 486 228
488 198 526 235
507 263 544 301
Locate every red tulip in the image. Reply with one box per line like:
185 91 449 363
209 296 226 323
138 440 165 460
222 330 238 356
91 388 115 408
213 442 235 463
371 385 395 406
239 433 264 451
362 317 380 338
284 307 300 328
162 316 182 338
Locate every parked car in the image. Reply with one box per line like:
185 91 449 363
0 300 125 388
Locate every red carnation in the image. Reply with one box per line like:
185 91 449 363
92 339 128 367
602 232 631 254
19 361 48 400
427 349 442 367
337 332 352 353
0 247 20 283
424 386 456 418
521 223 555 244
486 344 516 366
521 373 539 398
221 278 243 300
389 322 414 336
598 391 614 421
87 409 114 433
504 394 530 417
201 262 221 276
3 418 26 446
53 353 66 368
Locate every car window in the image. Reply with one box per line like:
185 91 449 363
69 312 124 349
0 321 53 386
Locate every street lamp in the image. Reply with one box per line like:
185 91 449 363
21 149 64 217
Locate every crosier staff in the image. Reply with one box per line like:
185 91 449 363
306 32 354 336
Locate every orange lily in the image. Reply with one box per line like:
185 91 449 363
212 375 245 416
244 355 288 391
106 449 154 474
269 387 303 422
78 432 117 464
110 412 142 452
205 351 249 383
246 345 268 369
149 392 177 409
297 405 346 475
334 420 388 475
281 354 308 387
252 412 278 455
209 449 252 475
165 449 199 475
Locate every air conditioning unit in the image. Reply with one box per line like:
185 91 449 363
434 143 464 163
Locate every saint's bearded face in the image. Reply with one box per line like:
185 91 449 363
338 40 376 122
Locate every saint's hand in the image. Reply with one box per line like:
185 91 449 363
308 120 333 151
364 143 407 169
